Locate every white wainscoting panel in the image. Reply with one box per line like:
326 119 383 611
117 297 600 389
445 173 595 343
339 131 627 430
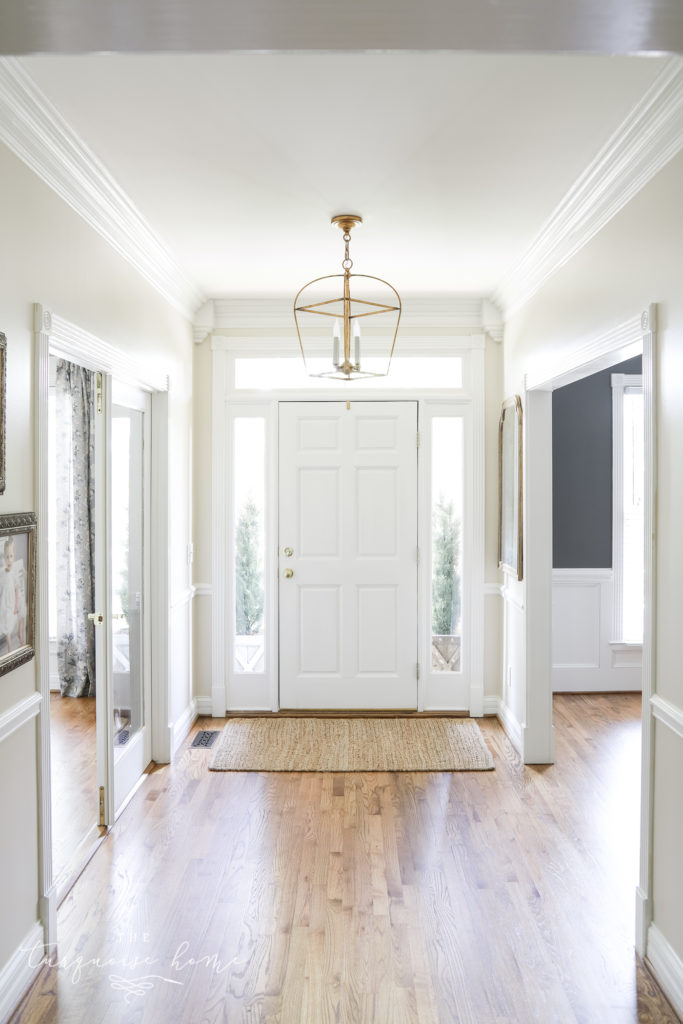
0 922 43 1024
169 591 195 755
552 569 641 691
498 578 526 758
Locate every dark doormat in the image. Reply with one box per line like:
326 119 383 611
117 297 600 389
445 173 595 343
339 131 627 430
191 730 220 748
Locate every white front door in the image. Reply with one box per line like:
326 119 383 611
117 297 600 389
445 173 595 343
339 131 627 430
279 401 418 709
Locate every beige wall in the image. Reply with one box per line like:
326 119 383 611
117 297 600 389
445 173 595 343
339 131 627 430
0 142 193 972
503 150 683 972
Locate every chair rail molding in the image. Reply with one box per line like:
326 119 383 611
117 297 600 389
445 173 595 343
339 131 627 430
0 59 204 321
0 692 42 745
650 694 683 741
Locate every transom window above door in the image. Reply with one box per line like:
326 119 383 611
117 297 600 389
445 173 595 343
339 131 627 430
233 355 464 391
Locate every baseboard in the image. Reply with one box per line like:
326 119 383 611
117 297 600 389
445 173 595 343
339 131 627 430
170 700 198 756
39 885 57 950
522 722 556 765
635 885 650 957
194 696 214 717
496 698 524 757
211 684 226 718
0 922 43 1024
483 696 501 716
646 923 683 1020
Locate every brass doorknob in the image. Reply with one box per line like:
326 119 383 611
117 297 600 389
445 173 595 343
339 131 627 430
283 568 294 579
284 546 294 557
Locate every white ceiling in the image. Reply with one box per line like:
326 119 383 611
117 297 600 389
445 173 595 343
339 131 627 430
17 52 673 306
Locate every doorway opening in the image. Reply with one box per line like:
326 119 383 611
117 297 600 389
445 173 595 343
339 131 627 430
212 339 485 717
550 355 643 694
46 356 153 901
47 354 101 896
523 304 655 955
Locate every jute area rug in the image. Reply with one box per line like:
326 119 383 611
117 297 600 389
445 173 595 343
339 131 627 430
208 717 494 772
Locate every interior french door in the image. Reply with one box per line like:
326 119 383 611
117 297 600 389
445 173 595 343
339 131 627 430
109 381 152 817
278 400 418 709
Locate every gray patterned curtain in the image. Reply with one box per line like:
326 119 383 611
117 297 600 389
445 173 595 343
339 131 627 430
55 359 97 697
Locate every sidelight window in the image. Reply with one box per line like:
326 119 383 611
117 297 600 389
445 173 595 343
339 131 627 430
430 417 464 673
233 417 266 673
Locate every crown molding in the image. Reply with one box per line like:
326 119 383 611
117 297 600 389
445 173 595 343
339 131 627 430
34 303 170 392
212 294 494 333
494 57 683 318
0 58 205 322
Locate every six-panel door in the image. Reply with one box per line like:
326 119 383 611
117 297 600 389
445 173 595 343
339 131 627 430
278 401 418 709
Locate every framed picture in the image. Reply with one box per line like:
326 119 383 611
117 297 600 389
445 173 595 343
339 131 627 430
0 332 5 494
498 396 523 580
0 513 36 676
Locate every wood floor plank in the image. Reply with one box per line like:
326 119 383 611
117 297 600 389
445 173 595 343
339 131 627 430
10 696 682 1024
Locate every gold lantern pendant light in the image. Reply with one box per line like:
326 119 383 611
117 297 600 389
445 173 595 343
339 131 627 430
294 215 402 381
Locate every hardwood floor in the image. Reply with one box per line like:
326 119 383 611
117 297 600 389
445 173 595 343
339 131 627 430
49 693 100 889
12 694 680 1023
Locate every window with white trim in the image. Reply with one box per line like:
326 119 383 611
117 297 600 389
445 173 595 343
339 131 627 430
612 374 644 644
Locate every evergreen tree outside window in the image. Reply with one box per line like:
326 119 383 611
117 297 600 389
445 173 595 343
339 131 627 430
233 417 266 673
432 496 461 636
430 417 463 673
235 497 264 636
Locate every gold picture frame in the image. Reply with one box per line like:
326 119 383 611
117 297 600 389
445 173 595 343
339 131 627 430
498 396 523 580
0 513 37 676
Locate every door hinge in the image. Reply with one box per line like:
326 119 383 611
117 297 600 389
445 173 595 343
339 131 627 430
96 372 103 414
416 663 420 680
416 431 420 448
99 785 105 826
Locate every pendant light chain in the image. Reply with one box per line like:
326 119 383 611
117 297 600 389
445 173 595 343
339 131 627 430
342 232 353 272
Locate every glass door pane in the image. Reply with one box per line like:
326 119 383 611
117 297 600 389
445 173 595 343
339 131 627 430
111 389 150 815
431 417 464 673
112 408 144 745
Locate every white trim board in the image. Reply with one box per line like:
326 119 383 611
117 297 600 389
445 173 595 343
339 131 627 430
494 58 683 316
650 694 683 741
171 701 197 756
0 922 44 1024
210 296 501 337
0 693 42 745
611 372 643 646
495 698 524 757
36 306 169 393
524 314 643 392
0 59 204 322
647 924 683 1022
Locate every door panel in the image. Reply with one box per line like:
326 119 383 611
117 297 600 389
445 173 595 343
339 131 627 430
111 384 151 816
279 401 417 709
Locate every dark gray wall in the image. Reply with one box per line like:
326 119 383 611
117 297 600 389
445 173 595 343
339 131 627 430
552 355 642 568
